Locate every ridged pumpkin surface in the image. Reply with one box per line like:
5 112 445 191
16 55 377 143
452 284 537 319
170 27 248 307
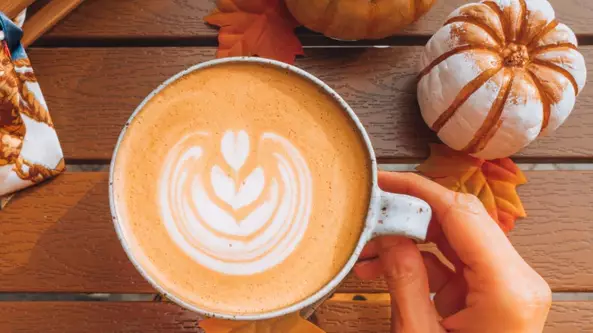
418 0 587 159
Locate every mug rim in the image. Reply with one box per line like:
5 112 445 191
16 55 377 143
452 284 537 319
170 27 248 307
109 56 380 321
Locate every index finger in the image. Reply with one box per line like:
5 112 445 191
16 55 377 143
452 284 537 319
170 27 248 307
378 172 522 273
379 171 456 217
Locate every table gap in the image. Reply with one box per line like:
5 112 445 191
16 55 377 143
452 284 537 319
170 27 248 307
0 293 154 301
64 163 593 173
32 34 593 49
334 293 593 302
66 159 593 172
1 292 593 302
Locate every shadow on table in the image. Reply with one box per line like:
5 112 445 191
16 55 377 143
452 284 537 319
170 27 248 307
0 172 152 294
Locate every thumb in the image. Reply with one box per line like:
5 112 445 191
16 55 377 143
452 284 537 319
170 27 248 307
377 236 442 332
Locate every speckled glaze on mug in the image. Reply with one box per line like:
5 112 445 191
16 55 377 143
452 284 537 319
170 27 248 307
109 57 432 321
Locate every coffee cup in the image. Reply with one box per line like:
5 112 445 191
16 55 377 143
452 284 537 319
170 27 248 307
109 57 432 321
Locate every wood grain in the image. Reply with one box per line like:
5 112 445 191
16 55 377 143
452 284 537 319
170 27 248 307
0 0 35 19
0 171 591 293
29 47 593 162
0 300 591 332
0 172 151 293
38 0 593 42
21 0 85 48
0 302 200 333
315 298 593 333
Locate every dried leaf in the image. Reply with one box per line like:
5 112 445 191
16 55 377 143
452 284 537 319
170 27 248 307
199 312 324 333
205 0 304 64
417 144 527 232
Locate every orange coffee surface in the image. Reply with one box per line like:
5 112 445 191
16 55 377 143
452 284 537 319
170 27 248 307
112 62 371 315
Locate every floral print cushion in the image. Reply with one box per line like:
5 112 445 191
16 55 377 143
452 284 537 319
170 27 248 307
0 12 64 199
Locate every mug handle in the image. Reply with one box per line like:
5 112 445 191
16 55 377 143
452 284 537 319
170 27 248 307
372 191 432 242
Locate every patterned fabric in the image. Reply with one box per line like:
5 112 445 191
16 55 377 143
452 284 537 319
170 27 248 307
0 12 64 198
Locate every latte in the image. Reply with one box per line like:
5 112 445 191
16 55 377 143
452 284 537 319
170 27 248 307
111 61 371 315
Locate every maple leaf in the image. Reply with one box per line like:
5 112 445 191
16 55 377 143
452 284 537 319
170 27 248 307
416 144 527 233
199 312 325 332
204 0 304 64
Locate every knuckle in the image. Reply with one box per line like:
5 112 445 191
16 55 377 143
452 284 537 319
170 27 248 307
500 269 552 325
453 192 487 215
441 192 485 220
384 254 422 288
454 192 482 207
518 274 552 307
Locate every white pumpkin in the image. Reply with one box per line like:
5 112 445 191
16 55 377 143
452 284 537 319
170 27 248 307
417 0 587 160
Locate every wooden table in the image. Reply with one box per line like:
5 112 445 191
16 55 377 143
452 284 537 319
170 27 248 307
1 0 593 331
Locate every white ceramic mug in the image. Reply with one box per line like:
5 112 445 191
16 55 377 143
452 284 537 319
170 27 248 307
109 57 432 321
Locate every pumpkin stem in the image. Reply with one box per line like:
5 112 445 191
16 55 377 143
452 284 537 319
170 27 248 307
502 43 529 67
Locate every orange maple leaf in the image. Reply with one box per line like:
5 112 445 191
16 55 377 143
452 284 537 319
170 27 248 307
417 144 527 233
204 0 304 64
199 312 325 332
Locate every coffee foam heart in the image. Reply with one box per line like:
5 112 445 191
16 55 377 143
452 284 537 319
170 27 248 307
159 130 313 275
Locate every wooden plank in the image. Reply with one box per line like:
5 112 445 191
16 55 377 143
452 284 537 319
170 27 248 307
0 171 591 293
21 0 85 48
0 300 591 332
0 172 152 293
29 47 593 162
315 298 593 333
38 0 593 41
0 302 200 333
0 0 35 19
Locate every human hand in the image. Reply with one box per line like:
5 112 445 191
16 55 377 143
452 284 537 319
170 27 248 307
354 172 551 333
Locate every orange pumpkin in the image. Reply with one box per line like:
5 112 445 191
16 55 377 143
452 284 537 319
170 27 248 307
285 0 436 40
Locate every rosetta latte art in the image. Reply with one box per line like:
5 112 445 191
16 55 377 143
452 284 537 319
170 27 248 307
160 130 313 275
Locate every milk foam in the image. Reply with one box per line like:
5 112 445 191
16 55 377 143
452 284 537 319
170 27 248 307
159 129 313 275
114 62 372 314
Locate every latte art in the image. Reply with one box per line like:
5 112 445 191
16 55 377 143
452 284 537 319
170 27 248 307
160 130 313 275
112 61 371 314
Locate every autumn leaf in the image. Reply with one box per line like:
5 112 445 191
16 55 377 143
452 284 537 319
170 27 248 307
204 0 304 64
199 312 325 332
417 144 527 232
